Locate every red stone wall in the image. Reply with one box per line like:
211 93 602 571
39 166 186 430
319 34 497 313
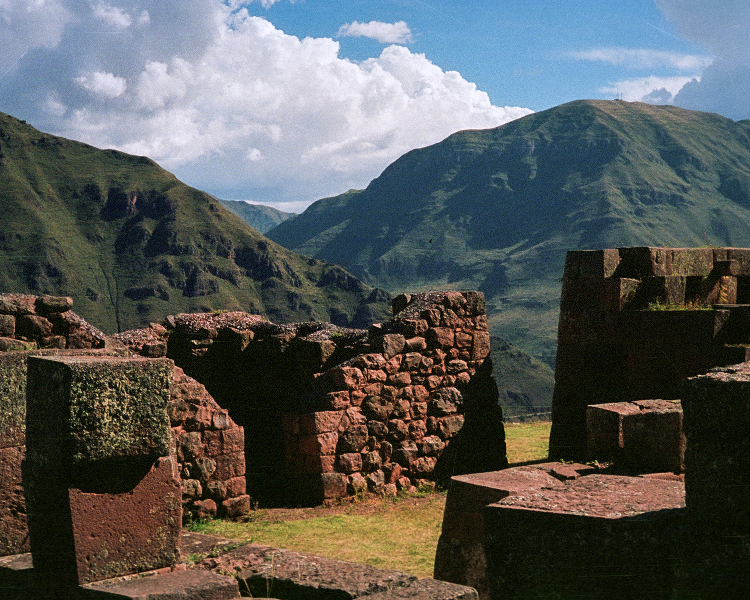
169 367 250 520
0 293 107 350
282 291 507 504
156 291 507 505
550 247 750 460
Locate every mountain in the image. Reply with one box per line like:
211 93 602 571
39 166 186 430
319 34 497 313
268 100 750 366
216 199 296 234
491 336 554 419
0 112 391 334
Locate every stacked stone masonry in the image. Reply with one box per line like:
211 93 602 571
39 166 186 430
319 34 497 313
550 246 750 460
170 366 250 520
437 361 750 599
160 291 507 505
282 291 506 504
0 293 107 351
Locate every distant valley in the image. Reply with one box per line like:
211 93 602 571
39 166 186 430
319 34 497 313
217 199 296 234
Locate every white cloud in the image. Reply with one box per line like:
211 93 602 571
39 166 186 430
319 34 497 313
570 47 712 71
338 20 413 44
598 76 697 104
90 1 132 29
0 0 73 75
654 0 750 119
75 71 127 98
0 2 530 209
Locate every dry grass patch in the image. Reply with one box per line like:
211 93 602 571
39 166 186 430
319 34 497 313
189 421 552 577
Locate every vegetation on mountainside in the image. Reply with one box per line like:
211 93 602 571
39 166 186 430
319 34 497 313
267 100 750 367
217 198 296 234
491 336 554 418
0 112 390 333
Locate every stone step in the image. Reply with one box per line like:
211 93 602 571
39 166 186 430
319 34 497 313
79 568 241 599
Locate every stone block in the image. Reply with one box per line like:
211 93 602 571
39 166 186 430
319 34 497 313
484 475 685 600
81 568 240 600
0 446 28 556
601 277 639 312
586 402 640 462
25 356 174 465
23 356 180 587
222 494 251 518
321 472 348 499
682 363 750 532
299 431 339 456
213 451 245 481
0 294 35 316
298 410 344 435
219 543 418 599
725 248 750 276
562 249 621 280
366 578 478 599
622 401 685 473
0 553 33 598
668 247 714 276
427 327 454 350
0 352 28 449
34 294 74 315
435 466 581 600
66 456 181 584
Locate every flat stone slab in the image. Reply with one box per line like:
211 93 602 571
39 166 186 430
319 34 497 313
199 543 419 599
496 473 685 517
0 552 33 597
365 578 477 599
80 568 240 599
484 474 687 599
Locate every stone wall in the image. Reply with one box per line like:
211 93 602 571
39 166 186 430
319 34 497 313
0 293 107 351
550 247 750 460
450 361 750 599
161 291 507 505
170 367 250 520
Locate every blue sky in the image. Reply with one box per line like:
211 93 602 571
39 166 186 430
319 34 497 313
0 1 742 212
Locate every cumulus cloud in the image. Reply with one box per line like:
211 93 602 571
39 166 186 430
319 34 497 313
338 20 413 44
654 0 750 119
75 71 128 99
0 1 530 210
90 1 133 29
598 76 697 103
569 47 711 71
0 0 73 76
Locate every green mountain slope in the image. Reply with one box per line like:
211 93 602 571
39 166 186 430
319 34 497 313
268 100 750 366
217 199 296 234
0 112 390 333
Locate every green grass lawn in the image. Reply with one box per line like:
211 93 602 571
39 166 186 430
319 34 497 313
189 420 551 578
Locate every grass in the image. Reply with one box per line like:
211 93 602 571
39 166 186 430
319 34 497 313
505 420 553 465
186 420 551 578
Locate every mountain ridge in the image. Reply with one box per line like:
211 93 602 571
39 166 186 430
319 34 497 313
216 199 296 234
267 100 750 364
0 111 391 334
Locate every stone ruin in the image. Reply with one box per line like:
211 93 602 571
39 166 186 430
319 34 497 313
151 290 507 505
550 246 750 460
433 247 750 599
0 289 504 598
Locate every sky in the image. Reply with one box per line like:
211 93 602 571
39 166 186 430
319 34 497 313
0 0 745 212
